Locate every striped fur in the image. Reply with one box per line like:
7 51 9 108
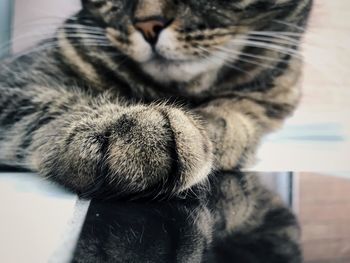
0 0 313 198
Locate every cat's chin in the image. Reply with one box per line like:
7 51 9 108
140 56 222 84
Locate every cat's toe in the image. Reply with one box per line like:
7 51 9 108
163 107 214 192
106 106 213 196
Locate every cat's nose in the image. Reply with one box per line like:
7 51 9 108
134 18 166 45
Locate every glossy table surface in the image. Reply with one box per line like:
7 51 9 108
3 171 350 263
1 172 300 263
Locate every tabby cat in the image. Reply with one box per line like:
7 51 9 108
0 0 313 198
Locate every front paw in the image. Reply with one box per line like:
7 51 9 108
106 105 214 195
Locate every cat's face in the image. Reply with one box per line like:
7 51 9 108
79 0 309 83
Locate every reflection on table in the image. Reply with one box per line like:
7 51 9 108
73 172 301 263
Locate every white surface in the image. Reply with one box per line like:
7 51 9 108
50 199 90 263
0 173 79 263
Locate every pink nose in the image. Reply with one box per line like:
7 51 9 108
134 19 166 45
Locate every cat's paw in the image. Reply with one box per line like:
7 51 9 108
106 105 213 196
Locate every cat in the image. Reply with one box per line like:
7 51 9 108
0 0 313 198
72 172 302 263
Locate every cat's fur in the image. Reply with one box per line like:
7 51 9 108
0 0 313 198
73 172 302 263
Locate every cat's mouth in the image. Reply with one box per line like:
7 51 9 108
140 52 220 84
124 29 225 83
149 53 175 64
147 51 194 66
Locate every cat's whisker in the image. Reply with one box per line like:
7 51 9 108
0 33 56 53
0 31 109 56
3 41 120 65
42 40 112 48
233 33 302 48
215 46 292 64
63 35 110 42
198 47 253 76
248 31 304 37
10 16 79 31
220 40 346 90
221 60 255 76
219 52 277 70
244 34 301 46
228 39 303 59
61 25 106 33
272 20 306 33
2 24 106 43
204 43 290 71
13 20 74 31
60 28 106 35
60 32 106 38
245 31 350 58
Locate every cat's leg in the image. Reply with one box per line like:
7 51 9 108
0 86 213 197
196 61 302 170
208 172 302 263
196 96 288 169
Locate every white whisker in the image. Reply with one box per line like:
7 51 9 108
229 39 303 58
215 46 291 64
198 46 253 76
272 20 306 32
